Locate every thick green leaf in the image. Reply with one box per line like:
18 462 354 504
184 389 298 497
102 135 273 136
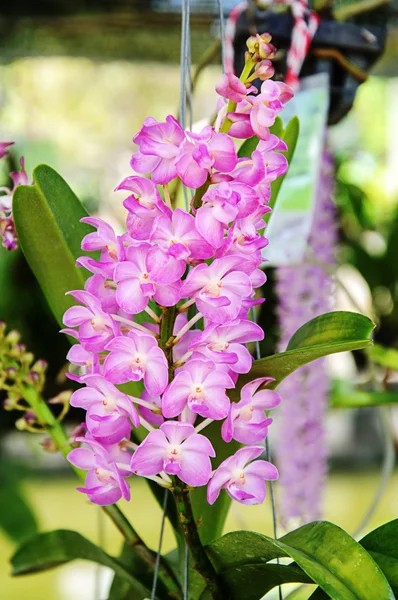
190 420 240 545
361 519 398 595
286 311 374 352
199 564 312 600
310 519 398 598
264 116 300 224
332 390 398 408
368 344 398 371
13 165 95 326
108 541 161 600
232 312 374 397
206 522 394 600
0 484 37 544
237 135 259 158
11 530 150 597
281 522 393 600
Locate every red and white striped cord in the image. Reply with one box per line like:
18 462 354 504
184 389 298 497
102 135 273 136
224 0 319 89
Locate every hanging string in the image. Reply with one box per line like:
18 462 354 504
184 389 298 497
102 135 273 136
94 507 105 600
217 0 227 73
180 4 191 599
251 306 279 546
151 489 169 600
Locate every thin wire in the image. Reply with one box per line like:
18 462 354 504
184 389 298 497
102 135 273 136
94 508 105 600
353 407 396 539
251 308 282 600
151 489 169 600
217 0 227 73
179 4 191 595
183 543 190 599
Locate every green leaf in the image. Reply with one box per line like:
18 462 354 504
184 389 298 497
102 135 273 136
286 311 374 351
11 530 150 598
199 564 312 600
237 118 284 159
237 135 259 158
190 421 240 545
281 522 393 600
0 484 37 544
368 344 398 371
361 519 398 595
269 116 284 138
206 522 394 600
13 165 96 327
232 312 374 398
107 541 158 600
332 390 398 408
264 116 300 224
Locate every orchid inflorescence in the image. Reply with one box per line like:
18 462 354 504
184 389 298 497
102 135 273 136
63 34 293 507
0 142 28 251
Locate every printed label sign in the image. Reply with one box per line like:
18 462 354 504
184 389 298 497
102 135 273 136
262 73 330 266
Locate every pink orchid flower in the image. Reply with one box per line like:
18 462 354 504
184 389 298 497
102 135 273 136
0 141 14 159
131 421 215 487
114 242 183 314
189 319 263 373
215 73 248 103
222 377 280 444
62 290 118 352
79 217 124 278
257 135 288 182
131 115 185 184
85 274 119 314
162 359 234 419
117 176 171 240
176 126 237 188
70 374 140 444
150 208 213 261
104 330 168 396
207 445 278 505
68 435 131 505
179 256 252 323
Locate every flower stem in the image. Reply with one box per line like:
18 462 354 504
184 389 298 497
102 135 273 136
159 305 178 381
173 480 223 600
20 385 182 600
172 312 203 345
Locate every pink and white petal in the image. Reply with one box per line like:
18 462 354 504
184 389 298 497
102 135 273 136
207 466 232 505
181 433 215 457
244 459 279 480
68 447 96 470
228 343 253 374
240 377 274 402
152 157 178 184
103 353 134 384
161 379 190 418
130 151 160 175
231 446 264 470
130 430 168 476
70 387 103 408
144 350 169 396
63 305 92 327
154 280 182 307
161 421 194 445
179 452 212 487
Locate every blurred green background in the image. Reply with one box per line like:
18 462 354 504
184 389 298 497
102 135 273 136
0 1 397 599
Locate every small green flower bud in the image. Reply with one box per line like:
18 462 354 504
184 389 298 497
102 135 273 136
6 330 21 345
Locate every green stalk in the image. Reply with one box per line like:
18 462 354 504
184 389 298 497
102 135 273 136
21 385 182 599
173 480 223 600
220 58 256 134
158 309 223 598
